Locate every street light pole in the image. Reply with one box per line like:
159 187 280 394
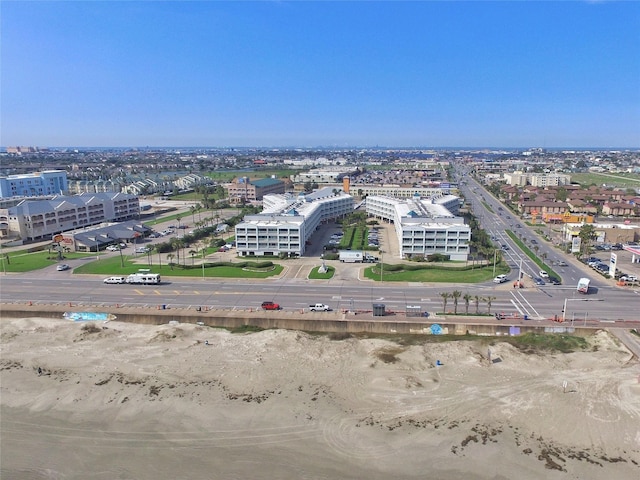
492 249 497 276
380 249 384 283
201 247 206 280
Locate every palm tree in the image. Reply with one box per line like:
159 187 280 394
451 290 461 314
189 249 197 266
463 293 472 315
154 244 163 270
167 253 175 270
485 296 496 314
439 292 451 314
474 295 481 314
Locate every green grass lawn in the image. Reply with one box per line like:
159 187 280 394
308 265 335 280
73 255 283 279
570 172 640 188
363 263 508 283
0 249 96 273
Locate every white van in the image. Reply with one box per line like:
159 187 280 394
493 274 507 284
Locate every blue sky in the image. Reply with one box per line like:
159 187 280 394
2 1 639 148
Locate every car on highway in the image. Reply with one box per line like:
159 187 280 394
530 239 538 244
261 301 280 310
556 261 568 267
516 224 522 228
493 274 507 284
56 264 70 271
533 277 545 286
103 276 126 284
539 271 549 278
548 277 561 285
501 244 509 250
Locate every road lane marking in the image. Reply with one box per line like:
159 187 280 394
509 292 530 316
134 289 144 295
516 291 542 318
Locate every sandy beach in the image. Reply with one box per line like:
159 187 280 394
1 317 639 479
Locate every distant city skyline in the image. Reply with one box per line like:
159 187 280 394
2 1 639 148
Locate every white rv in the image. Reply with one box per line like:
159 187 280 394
126 272 161 285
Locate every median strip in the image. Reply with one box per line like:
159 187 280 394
505 229 559 280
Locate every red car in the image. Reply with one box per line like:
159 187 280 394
261 301 280 310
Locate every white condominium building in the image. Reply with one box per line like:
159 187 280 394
235 187 354 257
366 194 470 261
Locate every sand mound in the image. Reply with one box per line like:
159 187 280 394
2 317 639 479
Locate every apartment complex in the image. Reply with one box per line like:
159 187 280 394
235 187 354 257
503 172 571 187
226 177 286 204
0 170 68 198
366 194 470 261
0 192 140 241
352 185 458 198
290 167 358 184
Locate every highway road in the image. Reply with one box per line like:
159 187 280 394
2 270 640 324
455 169 610 288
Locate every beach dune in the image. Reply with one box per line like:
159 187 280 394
1 317 639 479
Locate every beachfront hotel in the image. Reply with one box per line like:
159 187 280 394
234 187 354 257
365 194 470 261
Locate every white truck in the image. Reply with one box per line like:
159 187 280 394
338 251 378 263
339 251 363 263
577 277 590 294
309 303 331 312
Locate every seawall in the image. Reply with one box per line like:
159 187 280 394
1 303 595 337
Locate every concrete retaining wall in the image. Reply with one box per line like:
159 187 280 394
1 303 594 337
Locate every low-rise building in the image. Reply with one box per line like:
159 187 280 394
366 194 470 261
226 177 286 204
235 187 353 257
602 202 639 217
0 192 140 242
0 170 68 198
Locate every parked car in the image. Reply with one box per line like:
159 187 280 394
261 301 280 310
106 245 120 251
56 264 70 271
